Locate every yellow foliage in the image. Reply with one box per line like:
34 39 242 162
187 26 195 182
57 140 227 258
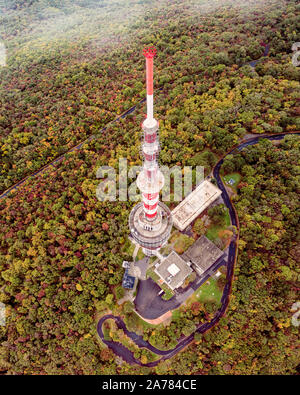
86 211 96 222
277 319 290 329
27 247 37 257
141 355 148 364
238 239 247 250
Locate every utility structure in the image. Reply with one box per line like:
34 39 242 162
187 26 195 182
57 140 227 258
129 47 172 256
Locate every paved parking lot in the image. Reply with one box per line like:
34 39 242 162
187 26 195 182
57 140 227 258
134 279 180 319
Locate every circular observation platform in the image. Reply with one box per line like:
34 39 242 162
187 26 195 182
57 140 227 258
129 202 173 254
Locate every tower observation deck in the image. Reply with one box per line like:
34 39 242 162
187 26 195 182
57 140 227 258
129 47 172 256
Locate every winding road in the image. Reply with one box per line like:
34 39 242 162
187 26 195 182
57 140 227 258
0 44 268 201
97 131 299 366
95 44 298 366
0 42 298 366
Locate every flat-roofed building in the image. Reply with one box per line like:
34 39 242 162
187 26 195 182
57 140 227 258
172 180 222 231
122 269 136 289
154 251 192 291
182 235 224 277
122 260 131 269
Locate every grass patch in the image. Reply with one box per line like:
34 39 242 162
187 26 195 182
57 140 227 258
131 310 157 330
149 255 158 264
171 232 194 254
122 238 135 257
146 267 174 300
222 173 241 191
205 225 220 242
206 209 231 245
172 309 181 320
147 267 160 282
161 283 174 300
102 318 117 341
195 278 222 304
224 209 231 226
135 248 145 261
159 244 172 256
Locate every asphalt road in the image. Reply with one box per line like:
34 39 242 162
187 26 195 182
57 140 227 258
135 257 226 319
0 45 270 201
97 132 299 366
1 41 298 365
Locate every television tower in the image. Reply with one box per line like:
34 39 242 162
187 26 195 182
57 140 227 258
129 47 172 256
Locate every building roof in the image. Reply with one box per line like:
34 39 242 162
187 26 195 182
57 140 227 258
183 235 224 274
154 251 192 290
172 180 222 231
122 260 131 269
122 269 136 289
168 263 180 276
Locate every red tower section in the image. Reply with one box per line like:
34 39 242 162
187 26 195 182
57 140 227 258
129 47 172 256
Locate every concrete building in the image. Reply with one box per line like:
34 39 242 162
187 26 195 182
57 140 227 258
154 251 192 291
153 236 224 292
172 180 222 231
182 235 224 277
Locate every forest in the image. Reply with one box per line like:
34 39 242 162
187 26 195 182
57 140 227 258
0 0 299 191
0 0 299 375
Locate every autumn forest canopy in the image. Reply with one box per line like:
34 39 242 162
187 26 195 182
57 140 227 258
0 0 299 375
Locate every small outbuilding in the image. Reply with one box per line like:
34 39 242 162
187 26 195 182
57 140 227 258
122 269 136 289
154 251 193 291
182 235 224 277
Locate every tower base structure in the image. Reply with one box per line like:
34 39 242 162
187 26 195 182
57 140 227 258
129 202 173 256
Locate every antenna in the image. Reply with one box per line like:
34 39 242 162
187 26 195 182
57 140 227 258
143 46 156 125
128 47 172 256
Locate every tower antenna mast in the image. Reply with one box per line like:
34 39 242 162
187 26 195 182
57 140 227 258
129 47 172 256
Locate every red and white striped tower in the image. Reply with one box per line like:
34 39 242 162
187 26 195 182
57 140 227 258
129 47 172 256
138 47 163 221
